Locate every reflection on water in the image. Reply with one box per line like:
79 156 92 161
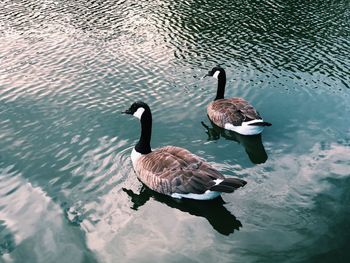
123 186 242 236
0 164 98 262
0 0 349 262
0 220 15 256
201 119 268 164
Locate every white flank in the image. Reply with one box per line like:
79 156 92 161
133 107 145 119
224 119 264 135
131 148 142 169
171 190 221 200
213 70 220 79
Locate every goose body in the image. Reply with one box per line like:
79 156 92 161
205 67 271 135
123 101 246 200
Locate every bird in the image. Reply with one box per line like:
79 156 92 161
203 66 271 135
122 101 246 200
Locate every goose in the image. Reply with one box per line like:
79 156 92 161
122 101 246 200
204 66 271 135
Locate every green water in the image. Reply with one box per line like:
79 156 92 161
0 0 349 262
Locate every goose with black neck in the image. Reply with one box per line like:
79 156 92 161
122 101 247 200
204 66 271 135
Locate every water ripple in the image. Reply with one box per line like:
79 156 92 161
0 0 349 261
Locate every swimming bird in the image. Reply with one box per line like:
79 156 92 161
122 101 246 200
204 66 271 135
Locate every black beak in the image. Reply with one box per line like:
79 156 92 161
201 73 210 80
121 109 132 114
201 71 213 79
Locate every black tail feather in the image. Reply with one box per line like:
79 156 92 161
210 184 236 193
248 121 272 127
210 178 247 193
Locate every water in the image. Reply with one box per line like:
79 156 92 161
0 0 349 262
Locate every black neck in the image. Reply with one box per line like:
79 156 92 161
135 109 152 154
214 75 226 100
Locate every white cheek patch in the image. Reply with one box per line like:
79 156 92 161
133 107 145 119
213 70 220 79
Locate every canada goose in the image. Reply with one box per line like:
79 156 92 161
204 66 271 135
122 101 246 200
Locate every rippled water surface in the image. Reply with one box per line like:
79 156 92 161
1 0 350 262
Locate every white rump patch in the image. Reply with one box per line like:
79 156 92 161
171 190 221 200
133 107 145 119
224 119 264 135
213 70 220 79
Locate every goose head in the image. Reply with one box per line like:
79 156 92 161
205 66 226 80
122 101 151 120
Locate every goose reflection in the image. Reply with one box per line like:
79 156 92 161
201 119 268 164
123 186 242 236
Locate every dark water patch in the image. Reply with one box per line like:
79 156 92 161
149 0 350 79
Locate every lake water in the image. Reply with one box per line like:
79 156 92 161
0 0 349 262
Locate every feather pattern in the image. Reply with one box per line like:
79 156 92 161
207 97 262 128
133 146 245 196
123 101 246 200
204 66 271 135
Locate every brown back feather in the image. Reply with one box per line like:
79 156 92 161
134 146 225 195
207 98 261 128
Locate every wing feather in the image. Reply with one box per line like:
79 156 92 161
133 146 225 195
207 98 261 128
